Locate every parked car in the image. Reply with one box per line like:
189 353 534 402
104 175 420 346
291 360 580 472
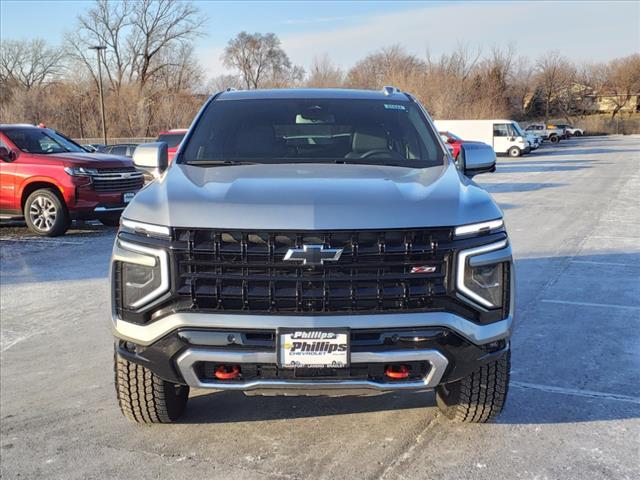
81 144 98 152
510 121 540 151
435 119 528 157
0 124 144 236
439 131 464 158
155 129 187 162
99 143 139 157
524 123 563 143
553 124 584 137
112 87 514 424
524 133 541 150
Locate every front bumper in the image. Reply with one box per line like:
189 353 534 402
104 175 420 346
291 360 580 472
113 310 513 395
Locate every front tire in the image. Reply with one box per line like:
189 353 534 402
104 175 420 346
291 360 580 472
508 147 521 158
436 348 510 423
114 352 189 423
549 134 560 144
24 189 70 236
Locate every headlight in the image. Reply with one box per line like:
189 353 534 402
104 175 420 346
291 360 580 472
113 240 169 309
463 263 503 307
64 166 98 176
455 219 503 237
122 262 163 309
457 240 508 308
120 218 171 238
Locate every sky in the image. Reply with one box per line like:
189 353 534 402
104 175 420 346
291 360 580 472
1 0 639 80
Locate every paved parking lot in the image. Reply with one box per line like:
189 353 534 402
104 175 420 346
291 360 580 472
1 135 639 479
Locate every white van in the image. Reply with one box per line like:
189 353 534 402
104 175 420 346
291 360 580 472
435 119 529 157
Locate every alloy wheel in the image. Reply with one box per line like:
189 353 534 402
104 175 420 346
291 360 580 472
29 195 57 232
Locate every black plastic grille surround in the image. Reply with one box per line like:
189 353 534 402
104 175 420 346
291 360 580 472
172 227 454 314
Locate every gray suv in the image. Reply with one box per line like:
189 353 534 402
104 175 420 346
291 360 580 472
111 88 514 424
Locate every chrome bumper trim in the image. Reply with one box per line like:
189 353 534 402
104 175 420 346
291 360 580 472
113 310 513 346
175 348 449 393
113 311 513 347
94 206 125 212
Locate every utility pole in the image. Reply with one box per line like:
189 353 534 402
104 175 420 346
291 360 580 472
89 45 107 145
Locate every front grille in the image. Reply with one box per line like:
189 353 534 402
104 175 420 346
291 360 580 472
172 228 453 314
92 167 144 192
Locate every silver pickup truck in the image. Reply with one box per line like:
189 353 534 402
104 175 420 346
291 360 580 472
524 123 564 143
110 87 514 424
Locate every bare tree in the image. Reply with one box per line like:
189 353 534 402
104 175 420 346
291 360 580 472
67 0 205 91
535 51 575 122
0 39 64 90
66 0 133 93
153 42 204 93
346 45 425 90
222 32 303 89
128 0 205 88
604 54 640 119
207 74 242 92
306 54 344 87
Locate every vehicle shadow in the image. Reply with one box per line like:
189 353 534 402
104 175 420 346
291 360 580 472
495 165 592 173
0 222 116 285
481 182 566 193
176 252 640 426
539 148 633 156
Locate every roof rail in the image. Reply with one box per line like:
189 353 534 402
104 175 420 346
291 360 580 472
382 85 401 96
225 87 237 92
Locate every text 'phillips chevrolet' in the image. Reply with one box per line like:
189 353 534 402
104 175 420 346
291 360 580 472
110 87 514 423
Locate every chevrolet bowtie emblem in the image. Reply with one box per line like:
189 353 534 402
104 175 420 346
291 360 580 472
283 245 343 266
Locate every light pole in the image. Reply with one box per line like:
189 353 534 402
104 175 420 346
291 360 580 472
89 45 107 145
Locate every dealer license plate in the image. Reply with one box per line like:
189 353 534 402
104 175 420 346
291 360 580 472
123 192 135 203
278 329 349 368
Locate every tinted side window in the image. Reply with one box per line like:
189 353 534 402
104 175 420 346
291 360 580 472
111 146 126 156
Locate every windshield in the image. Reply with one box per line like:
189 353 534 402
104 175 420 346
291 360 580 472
2 128 85 154
156 133 185 148
181 98 444 168
511 123 526 137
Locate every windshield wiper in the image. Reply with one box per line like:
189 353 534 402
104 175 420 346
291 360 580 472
335 158 422 168
183 160 257 166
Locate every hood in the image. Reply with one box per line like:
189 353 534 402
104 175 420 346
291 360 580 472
47 152 133 168
124 162 502 230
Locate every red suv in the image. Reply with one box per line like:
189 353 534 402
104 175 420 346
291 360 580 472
155 129 187 163
0 124 144 236
439 131 465 159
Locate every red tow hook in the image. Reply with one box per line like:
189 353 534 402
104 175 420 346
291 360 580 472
385 364 410 379
214 365 240 380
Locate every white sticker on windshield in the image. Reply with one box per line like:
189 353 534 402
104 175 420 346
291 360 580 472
384 104 406 111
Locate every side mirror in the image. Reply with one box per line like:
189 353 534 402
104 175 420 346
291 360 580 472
132 142 168 179
459 142 496 178
0 146 15 162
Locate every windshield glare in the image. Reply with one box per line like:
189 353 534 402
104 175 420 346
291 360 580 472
181 98 444 168
3 128 85 154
